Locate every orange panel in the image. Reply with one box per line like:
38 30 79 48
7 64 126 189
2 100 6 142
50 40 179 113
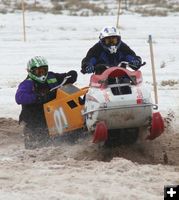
44 85 88 136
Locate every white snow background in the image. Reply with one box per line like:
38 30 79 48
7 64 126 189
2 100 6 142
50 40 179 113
0 12 179 121
0 7 179 200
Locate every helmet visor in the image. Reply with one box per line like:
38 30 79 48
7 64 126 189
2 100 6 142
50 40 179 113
32 66 48 77
103 36 120 46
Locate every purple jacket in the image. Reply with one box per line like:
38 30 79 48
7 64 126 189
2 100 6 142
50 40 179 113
15 71 77 105
15 70 77 125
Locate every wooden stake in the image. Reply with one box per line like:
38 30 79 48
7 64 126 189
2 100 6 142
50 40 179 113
22 0 26 42
34 0 37 7
116 0 122 28
148 35 158 104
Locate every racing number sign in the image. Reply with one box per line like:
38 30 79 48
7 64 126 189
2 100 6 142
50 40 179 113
54 107 68 135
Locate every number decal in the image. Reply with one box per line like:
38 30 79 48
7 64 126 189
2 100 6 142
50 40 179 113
54 107 68 135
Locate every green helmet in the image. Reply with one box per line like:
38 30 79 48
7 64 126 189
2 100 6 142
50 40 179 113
27 56 48 83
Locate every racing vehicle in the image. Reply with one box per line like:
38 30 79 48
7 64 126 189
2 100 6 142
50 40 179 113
43 62 164 145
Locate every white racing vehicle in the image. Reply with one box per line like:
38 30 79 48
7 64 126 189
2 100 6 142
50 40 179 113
44 62 164 146
83 62 164 145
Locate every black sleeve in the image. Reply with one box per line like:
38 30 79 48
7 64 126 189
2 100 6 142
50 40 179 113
36 90 56 104
121 42 142 66
120 41 138 57
81 43 102 74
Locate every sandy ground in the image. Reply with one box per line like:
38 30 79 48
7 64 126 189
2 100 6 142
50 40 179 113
0 117 179 200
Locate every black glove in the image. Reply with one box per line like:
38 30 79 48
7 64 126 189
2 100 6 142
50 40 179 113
66 70 77 84
36 91 56 104
81 62 92 74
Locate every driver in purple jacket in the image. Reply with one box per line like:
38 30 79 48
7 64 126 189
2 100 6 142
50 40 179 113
15 56 77 149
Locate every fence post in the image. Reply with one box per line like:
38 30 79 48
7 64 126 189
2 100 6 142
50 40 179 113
148 35 158 104
22 0 26 42
116 0 122 28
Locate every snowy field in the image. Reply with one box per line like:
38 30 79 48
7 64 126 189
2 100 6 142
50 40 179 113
0 11 179 200
0 12 179 121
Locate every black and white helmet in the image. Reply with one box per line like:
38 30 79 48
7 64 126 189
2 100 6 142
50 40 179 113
99 26 121 54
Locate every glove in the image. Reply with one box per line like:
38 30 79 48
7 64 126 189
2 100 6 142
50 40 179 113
126 55 142 70
36 91 56 104
85 65 94 74
66 70 77 84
